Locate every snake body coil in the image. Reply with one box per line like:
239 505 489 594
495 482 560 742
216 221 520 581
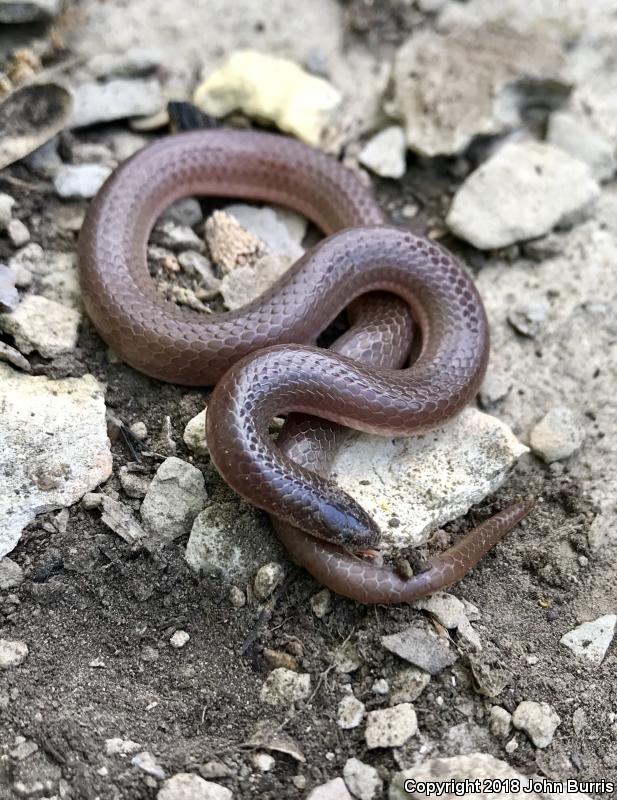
79 130 532 603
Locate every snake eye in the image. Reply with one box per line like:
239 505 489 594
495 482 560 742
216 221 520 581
319 500 380 551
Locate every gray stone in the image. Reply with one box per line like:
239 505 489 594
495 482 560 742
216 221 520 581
105 738 142 756
343 758 382 800
0 558 24 590
0 193 15 228
0 365 111 558
131 751 166 780
220 254 290 310
0 264 18 312
307 778 352 800
53 164 112 199
253 561 284 600
447 142 599 249
358 126 407 179
365 703 418 749
119 466 151 499
170 630 190 649
185 500 283 582
183 408 209 456
548 111 616 182
224 203 306 263
0 294 80 357
162 198 203 228
0 639 28 669
140 457 207 543
310 588 332 618
337 694 365 729
0 0 61 22
23 137 62 178
177 252 221 296
331 407 527 551
100 497 149 548
158 773 232 800
381 621 458 675
389 667 430 705
152 220 205 253
414 591 481 650
69 79 166 128
8 220 30 247
560 614 616 666
260 667 311 706
530 406 586 463
489 706 513 738
512 700 561 748
508 298 549 339
390 27 564 156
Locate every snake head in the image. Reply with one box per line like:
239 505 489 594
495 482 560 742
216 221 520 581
318 499 381 552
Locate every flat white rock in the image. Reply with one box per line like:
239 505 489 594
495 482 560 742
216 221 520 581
359 126 407 179
158 773 232 800
331 407 527 551
0 365 112 557
560 614 617 666
447 141 599 249
0 294 80 357
140 457 207 543
512 700 561 748
365 703 418 749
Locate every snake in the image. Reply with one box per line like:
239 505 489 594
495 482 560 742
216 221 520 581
78 129 533 604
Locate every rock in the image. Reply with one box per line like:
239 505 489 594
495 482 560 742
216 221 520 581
332 641 362 674
508 298 549 339
0 294 80 357
131 751 166 780
260 667 311 706
0 558 24 589
364 702 418 749
170 630 190 649
194 50 342 147
372 678 389 695
389 667 430 705
390 27 564 157
310 588 332 618
185 500 283 582
0 0 61 22
0 193 15 228
560 614 617 666
158 773 232 800
105 738 142 756
183 408 209 456
140 457 207 543
220 254 291 310
152 220 205 253
69 79 166 128
224 203 306 263
512 700 561 748
337 694 365 729
9 247 79 309
414 592 481 651
251 752 275 772
254 561 284 599
177 252 221 296
8 219 30 247
119 466 150 499
205 210 265 273
10 739 38 760
129 421 148 441
358 126 407 179
0 365 111 558
307 778 352 800
489 706 513 738
229 586 246 609
162 198 203 228
381 621 458 675
53 164 112 199
23 137 62 178
100 497 149 548
447 142 600 249
0 639 28 669
331 407 526 551
547 111 616 182
530 407 586 463
0 264 18 312
0 340 31 372
343 758 382 800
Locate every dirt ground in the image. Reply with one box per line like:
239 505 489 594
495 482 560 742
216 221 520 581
1 2 616 799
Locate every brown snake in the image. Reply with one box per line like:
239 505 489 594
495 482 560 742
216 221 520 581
78 129 533 604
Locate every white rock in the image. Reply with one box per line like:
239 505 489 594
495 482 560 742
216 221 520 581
343 758 382 800
140 457 207 543
489 706 513 738
548 111 616 182
530 406 586 463
0 639 28 669
331 407 526 551
333 641 362 674
177 253 221 296
194 50 342 147
229 586 246 609
105 738 142 756
358 126 407 179
0 192 15 228
183 409 209 456
337 694 365 729
0 558 24 589
365 703 418 749
0 264 18 311
9 247 79 309
152 220 205 253
372 678 389 696
560 614 617 666
131 751 166 780
53 164 112 199
447 142 599 249
8 219 30 247
69 79 166 128
162 198 203 228
251 752 274 772
119 467 150 499
310 588 332 618
253 561 284 600
381 622 457 675
158 773 231 800
0 365 111 558
307 778 352 800
224 204 306 263
220 254 290 310
414 591 481 650
260 667 311 706
170 630 190 649
390 27 563 157
0 294 80 357
185 501 282 582
512 700 561 748
389 667 430 705
129 421 148 441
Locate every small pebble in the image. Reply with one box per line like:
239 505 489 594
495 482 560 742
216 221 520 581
310 588 332 618
337 694 365 729
229 586 246 609
560 614 616 666
530 406 585 463
365 703 418 749
7 219 30 247
253 562 284 600
157 772 232 800
260 667 311 706
131 751 166 780
489 706 512 738
0 639 28 669
250 752 275 772
306 777 353 800
170 630 190 649
372 678 389 695
54 163 112 199
343 758 383 800
512 700 561 748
